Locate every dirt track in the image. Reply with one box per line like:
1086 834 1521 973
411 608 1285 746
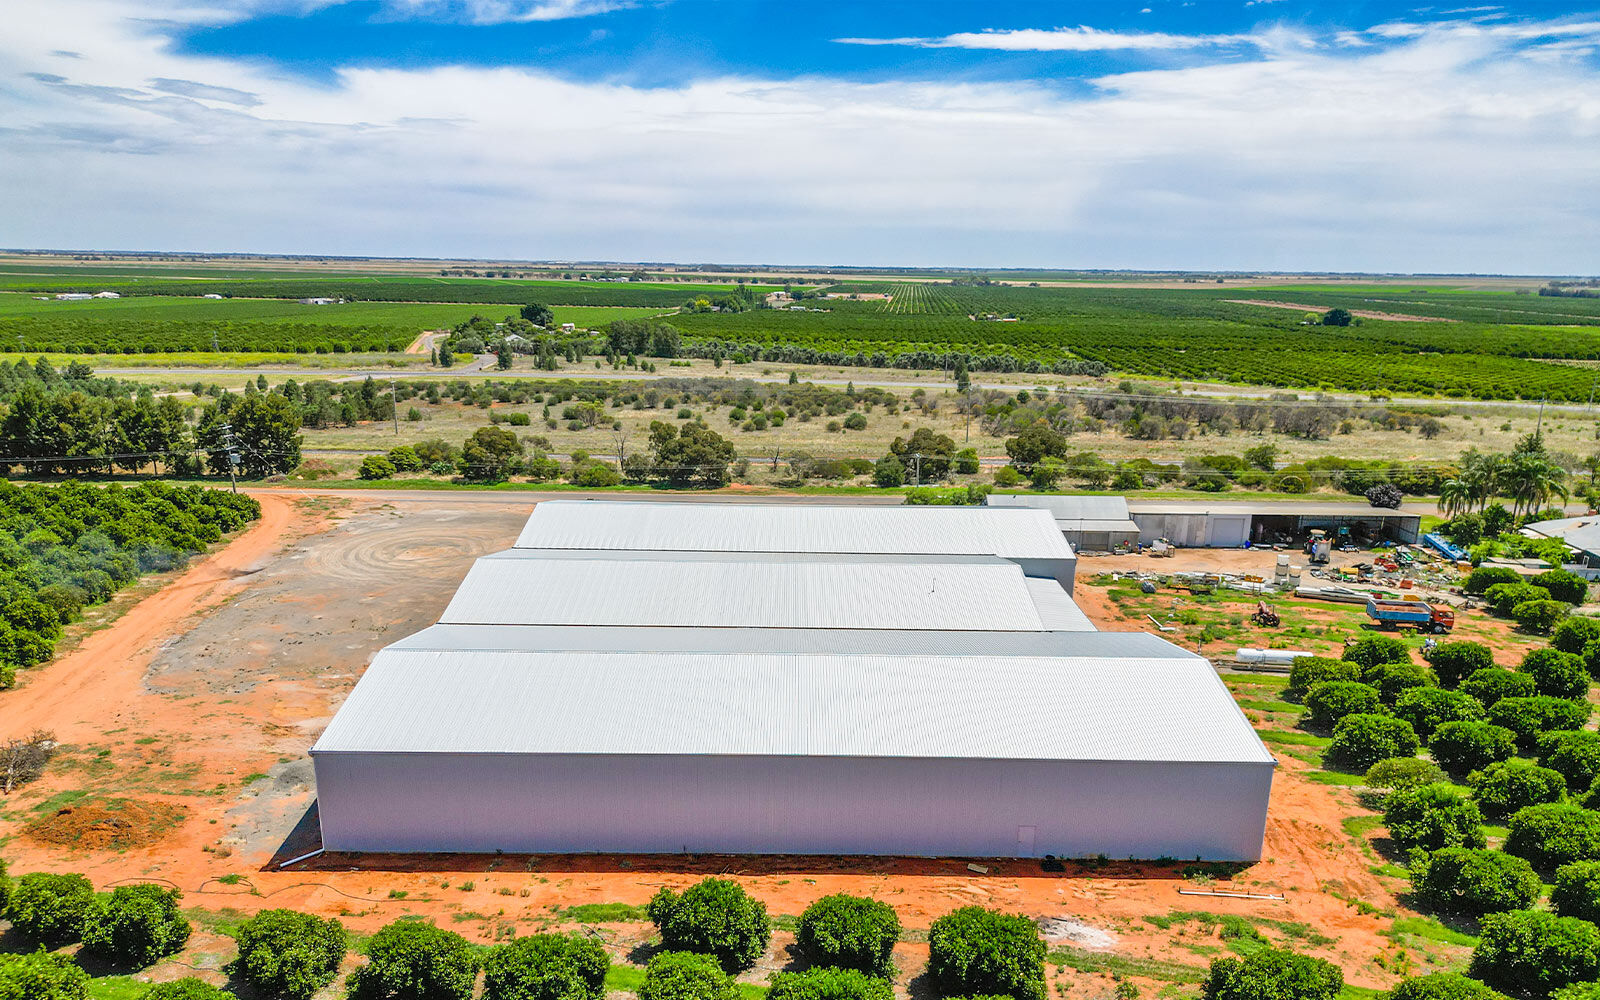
0 496 1414 993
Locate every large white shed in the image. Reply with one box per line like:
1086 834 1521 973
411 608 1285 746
311 629 1274 860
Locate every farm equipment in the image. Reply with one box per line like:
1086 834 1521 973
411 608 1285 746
1366 597 1455 634
1148 538 1176 558
1305 530 1332 565
1252 601 1281 628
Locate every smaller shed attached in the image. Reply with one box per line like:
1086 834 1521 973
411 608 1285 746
1521 516 1600 580
1126 500 1422 548
985 495 1142 552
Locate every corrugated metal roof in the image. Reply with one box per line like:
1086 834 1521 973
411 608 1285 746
390 624 1176 657
441 552 1047 630
1127 500 1421 518
987 494 1132 523
313 649 1274 765
1523 517 1600 555
1024 578 1097 631
515 500 1075 562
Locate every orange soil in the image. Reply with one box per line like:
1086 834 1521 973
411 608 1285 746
0 497 1414 993
25 798 188 852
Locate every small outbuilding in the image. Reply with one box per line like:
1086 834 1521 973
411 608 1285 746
985 495 1142 552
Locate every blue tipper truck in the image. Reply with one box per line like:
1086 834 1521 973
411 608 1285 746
1366 597 1455 634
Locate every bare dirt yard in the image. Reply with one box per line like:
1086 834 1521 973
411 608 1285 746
1225 299 1458 323
0 498 1468 996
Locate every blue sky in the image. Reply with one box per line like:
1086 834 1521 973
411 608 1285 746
3 1 1599 271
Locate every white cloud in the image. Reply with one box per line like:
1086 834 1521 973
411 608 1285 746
1 4 1598 271
378 0 635 25
835 26 1257 52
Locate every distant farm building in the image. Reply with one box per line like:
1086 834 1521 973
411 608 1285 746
986 495 1142 552
92 291 120 298
309 501 1274 861
298 297 339 305
54 292 93 301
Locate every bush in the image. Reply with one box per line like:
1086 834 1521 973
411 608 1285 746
1553 861 1600 923
1412 847 1542 914
81 883 191 968
1344 636 1412 669
0 951 90 1000
796 893 900 977
143 980 238 1000
386 445 423 472
872 456 905 488
1384 783 1486 851
231 909 347 1000
1367 484 1404 509
1395 687 1485 740
1429 722 1517 775
1489 696 1593 751
1367 758 1448 792
1384 973 1508 1000
1363 661 1437 705
1285 656 1360 702
572 460 622 488
482 934 609 1000
767 969 894 1000
927 907 1046 1000
1536 570 1592 606
1514 599 1571 634
1471 761 1568 815
1425 642 1495 689
1461 668 1537 708
1302 682 1383 729
638 952 739 1000
347 921 478 1000
1470 909 1600 997
1506 803 1600 869
0 857 8 914
1485 582 1551 617
1200 948 1342 1000
1521 648 1590 698
1554 617 1600 655
357 455 396 480
648 878 771 973
5 871 95 945
1327 714 1420 772
993 466 1021 487
1545 733 1600 792
1465 566 1522 595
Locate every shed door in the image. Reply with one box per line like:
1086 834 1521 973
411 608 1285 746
1017 825 1037 856
1210 516 1249 548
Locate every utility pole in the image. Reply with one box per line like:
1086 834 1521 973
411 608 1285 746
391 381 400 435
220 423 239 493
1537 394 1548 439
911 452 922 486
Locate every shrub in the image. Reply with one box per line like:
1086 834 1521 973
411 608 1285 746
1520 648 1589 698
1554 617 1600 655
1536 569 1592 606
873 456 905 488
231 909 347 1000
1489 696 1593 751
1367 758 1448 792
143 980 238 1000
1200 948 1342 1000
1461 668 1537 708
1429 722 1517 775
1368 484 1404 509
767 969 894 1000
5 871 95 945
0 857 8 913
1285 656 1360 701
0 951 90 1000
1515 599 1571 634
1464 566 1522 595
1362 662 1436 705
1424 642 1495 689
1327 714 1420 772
385 445 423 472
572 460 622 488
1396 688 1485 740
1484 582 1551 617
1302 682 1383 729
648 878 771 973
347 921 478 1000
927 907 1046 1000
1470 909 1600 997
482 933 609 1000
357 455 396 480
1553 861 1600 923
637 952 739 1000
1384 973 1509 1000
1542 729 1600 790
81 883 192 968
1506 804 1600 869
993 466 1021 487
1384 783 1486 852
1471 761 1568 815
1411 847 1542 914
796 893 900 977
1343 635 1412 669
1555 985 1600 1000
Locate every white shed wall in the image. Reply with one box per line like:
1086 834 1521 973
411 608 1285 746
312 752 1273 861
